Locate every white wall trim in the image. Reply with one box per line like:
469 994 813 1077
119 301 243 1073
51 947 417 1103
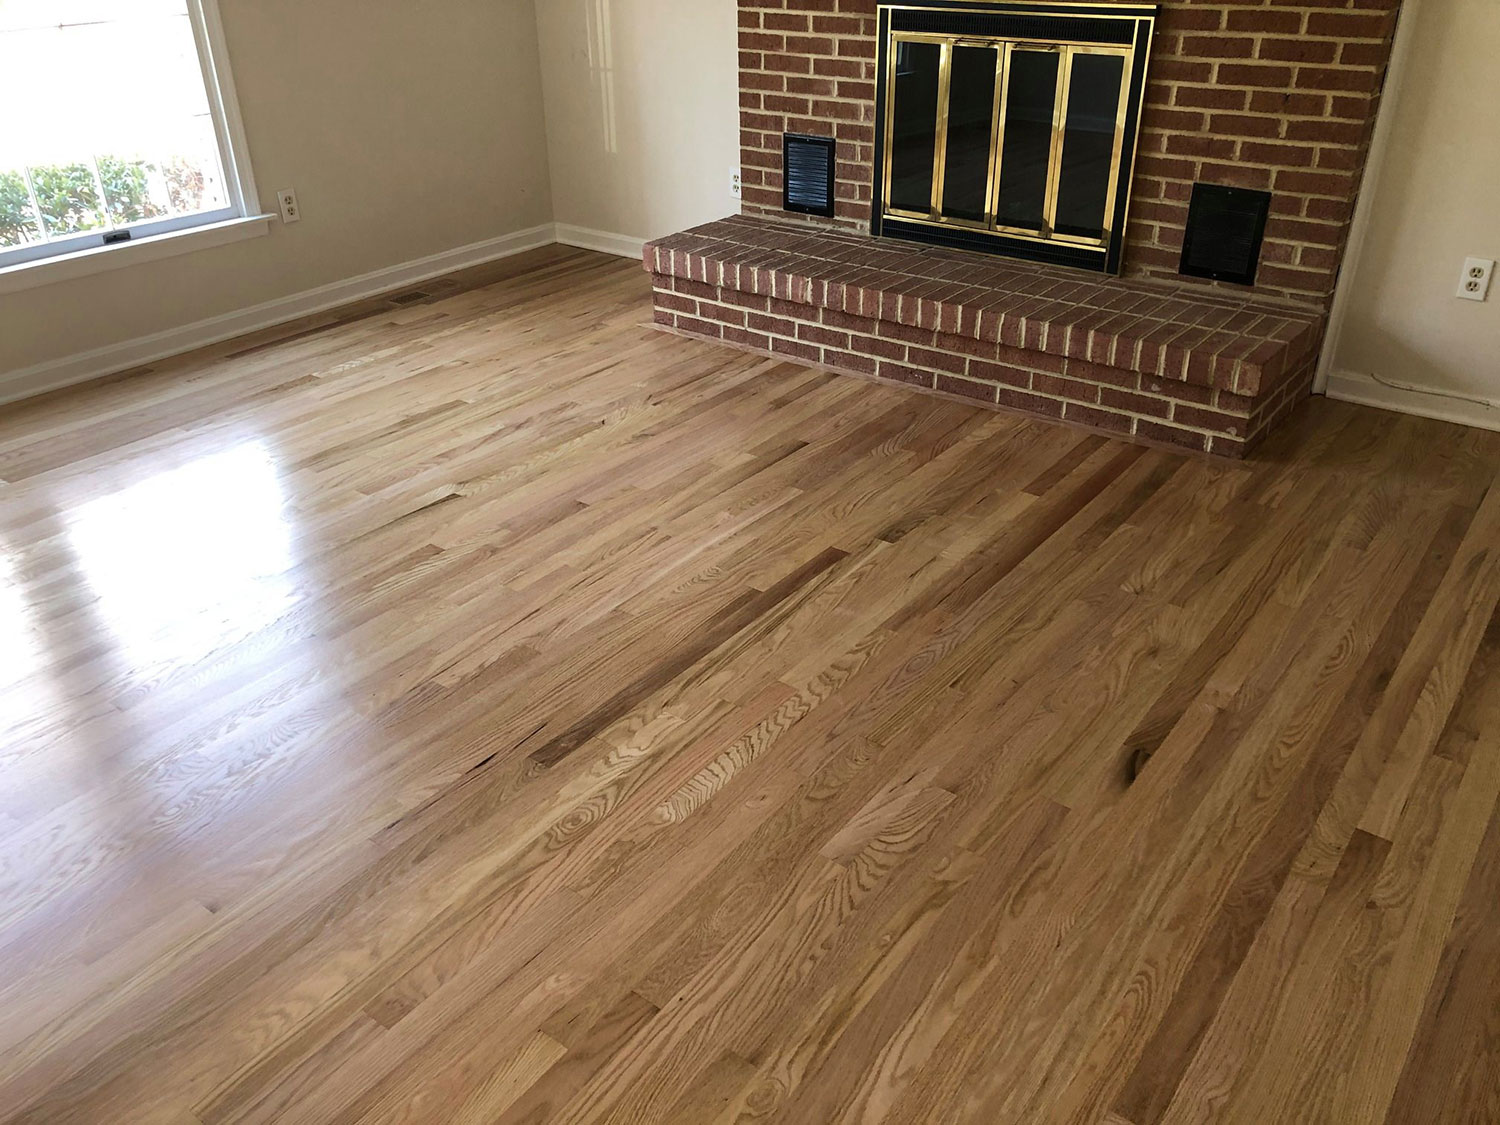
193 0 265 217
553 222 647 261
0 214 276 296
1325 368 1500 433
1314 0 1426 395
0 223 556 408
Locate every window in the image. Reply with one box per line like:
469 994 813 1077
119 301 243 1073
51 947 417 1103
0 0 260 273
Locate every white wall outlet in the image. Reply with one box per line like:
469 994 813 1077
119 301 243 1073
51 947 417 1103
731 170 742 200
1457 256 1494 302
276 188 301 224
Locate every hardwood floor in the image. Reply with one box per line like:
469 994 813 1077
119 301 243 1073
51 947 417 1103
2 245 1499 1123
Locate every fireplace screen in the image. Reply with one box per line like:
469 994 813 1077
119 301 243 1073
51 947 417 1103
874 2 1156 274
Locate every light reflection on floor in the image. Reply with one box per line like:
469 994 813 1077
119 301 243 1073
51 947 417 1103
0 440 344 893
64 441 298 670
0 548 37 691
0 546 49 749
0 540 68 816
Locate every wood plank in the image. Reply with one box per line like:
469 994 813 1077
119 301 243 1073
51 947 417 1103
2 249 1500 1123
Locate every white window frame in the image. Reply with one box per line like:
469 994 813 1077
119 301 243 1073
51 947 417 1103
0 0 272 293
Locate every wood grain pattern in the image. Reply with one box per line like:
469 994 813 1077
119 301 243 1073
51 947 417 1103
2 246 1500 1123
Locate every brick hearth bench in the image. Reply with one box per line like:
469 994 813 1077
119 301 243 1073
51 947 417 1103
644 216 1324 458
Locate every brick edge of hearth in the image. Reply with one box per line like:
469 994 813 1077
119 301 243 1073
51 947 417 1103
644 232 1319 459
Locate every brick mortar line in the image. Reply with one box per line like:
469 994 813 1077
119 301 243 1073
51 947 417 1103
1145 110 1374 129
672 313 1243 444
746 35 1387 49
746 131 1369 153
660 289 1265 441
662 258 1317 336
1133 183 1361 202
658 283 1314 363
653 317 1245 454
726 292 1275 383
747 57 1387 77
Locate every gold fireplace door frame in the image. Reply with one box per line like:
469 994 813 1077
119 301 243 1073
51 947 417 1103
881 30 1136 250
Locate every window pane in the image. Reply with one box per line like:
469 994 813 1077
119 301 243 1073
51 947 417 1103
32 162 106 237
0 0 229 249
940 45 998 224
100 156 169 228
0 170 42 247
1055 53 1125 239
888 40 941 214
157 117 230 218
995 50 1059 232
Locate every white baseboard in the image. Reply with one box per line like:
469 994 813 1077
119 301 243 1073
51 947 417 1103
553 222 647 261
1324 368 1500 433
0 222 557 408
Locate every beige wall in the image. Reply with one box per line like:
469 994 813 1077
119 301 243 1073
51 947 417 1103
1332 0 1500 400
2 0 553 376
534 0 739 244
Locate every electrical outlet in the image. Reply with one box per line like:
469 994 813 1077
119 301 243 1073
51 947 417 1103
731 170 742 200
276 188 301 224
1457 256 1494 302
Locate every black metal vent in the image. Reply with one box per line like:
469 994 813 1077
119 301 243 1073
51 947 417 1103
1179 183 1271 285
784 134 836 218
890 10 1135 43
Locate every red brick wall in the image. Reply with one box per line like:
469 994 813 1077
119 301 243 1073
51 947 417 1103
650 270 1318 456
737 0 1400 309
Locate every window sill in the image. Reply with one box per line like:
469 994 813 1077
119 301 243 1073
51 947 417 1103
0 214 277 296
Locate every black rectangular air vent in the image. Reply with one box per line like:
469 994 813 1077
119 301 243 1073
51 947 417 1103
784 133 836 218
1179 183 1271 285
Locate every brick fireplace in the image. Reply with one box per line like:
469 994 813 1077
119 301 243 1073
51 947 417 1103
644 0 1400 456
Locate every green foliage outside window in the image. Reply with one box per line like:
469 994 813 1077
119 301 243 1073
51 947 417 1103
160 157 209 215
29 162 105 236
99 156 167 227
0 156 213 248
0 170 38 247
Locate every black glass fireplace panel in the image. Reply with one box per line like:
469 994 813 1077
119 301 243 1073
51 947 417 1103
871 2 1155 275
994 49 1059 232
940 45 998 224
1054 53 1126 239
889 40 942 213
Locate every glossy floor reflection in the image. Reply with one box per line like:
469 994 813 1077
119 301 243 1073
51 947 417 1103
1 247 1499 1123
0 547 36 690
66 441 296 670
